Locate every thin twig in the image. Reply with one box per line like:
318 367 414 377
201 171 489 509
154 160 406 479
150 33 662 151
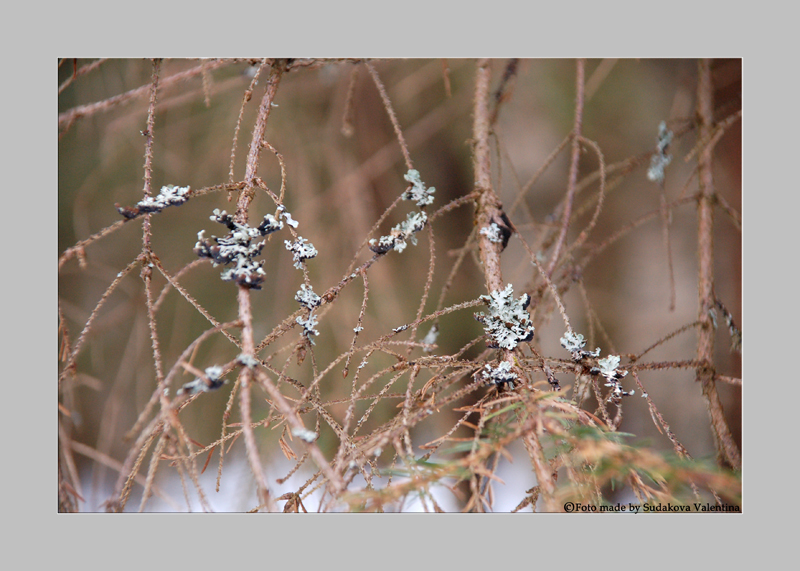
365 63 413 170
547 59 585 276
58 58 107 95
58 59 232 132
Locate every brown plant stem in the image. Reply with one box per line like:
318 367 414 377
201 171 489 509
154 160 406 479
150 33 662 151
237 61 283 222
234 60 284 510
58 59 231 132
237 288 276 510
366 63 413 170
58 58 107 95
695 59 741 470
473 59 505 295
523 429 560 512
229 59 271 185
140 60 171 418
472 58 561 511
547 59 585 276
253 368 346 495
659 187 677 311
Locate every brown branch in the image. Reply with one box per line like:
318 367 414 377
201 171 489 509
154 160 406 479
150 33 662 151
473 59 505 295
630 372 692 458
659 188 677 311
695 59 741 470
140 61 170 429
58 257 140 387
234 60 285 510
58 220 127 271
68 440 181 511
141 60 160 204
58 58 107 95
229 59 270 185
253 368 346 495
341 65 359 137
237 288 277 511
523 429 559 512
365 63 413 170
564 136 606 256
58 59 232 131
236 61 283 223
575 195 696 273
547 59 585 276
508 134 570 218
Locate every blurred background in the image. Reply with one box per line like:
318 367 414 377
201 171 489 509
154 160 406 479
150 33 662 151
58 58 741 511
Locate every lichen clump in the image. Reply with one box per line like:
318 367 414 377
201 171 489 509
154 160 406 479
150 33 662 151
402 169 436 207
117 184 191 219
284 237 318 269
369 211 428 254
176 365 226 396
475 284 534 350
194 209 283 289
560 331 601 361
482 361 518 389
594 355 633 399
647 121 673 184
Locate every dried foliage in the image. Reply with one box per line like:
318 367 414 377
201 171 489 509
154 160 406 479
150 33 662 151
58 58 741 512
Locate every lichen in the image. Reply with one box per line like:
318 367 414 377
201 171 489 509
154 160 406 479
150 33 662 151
474 284 534 350
560 331 601 361
480 222 504 244
593 355 633 399
117 184 191 219
292 427 318 443
481 361 518 389
369 211 428 254
296 312 319 344
295 284 321 309
236 354 260 368
176 365 226 396
647 121 673 184
284 237 318 269
194 209 284 289
421 324 439 352
277 205 299 228
402 169 436 207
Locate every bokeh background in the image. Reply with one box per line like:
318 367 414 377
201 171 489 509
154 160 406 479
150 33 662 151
58 58 741 511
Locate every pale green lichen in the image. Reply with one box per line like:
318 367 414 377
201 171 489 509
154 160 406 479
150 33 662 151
296 312 319 344
647 121 673 184
482 361 518 388
475 284 534 350
595 355 633 398
176 365 226 396
560 331 601 361
369 211 428 254
295 284 321 309
480 222 504 244
285 237 318 269
402 169 436 207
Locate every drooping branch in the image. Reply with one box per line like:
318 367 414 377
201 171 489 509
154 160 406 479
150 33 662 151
547 59 585 276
